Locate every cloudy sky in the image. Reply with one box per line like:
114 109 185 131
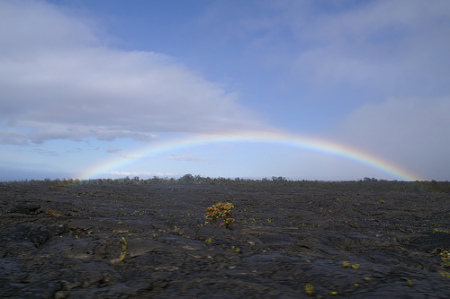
1 0 449 181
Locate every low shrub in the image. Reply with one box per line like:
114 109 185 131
45 209 62 217
205 202 235 229
440 250 450 265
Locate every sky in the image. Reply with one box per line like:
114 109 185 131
1 0 449 181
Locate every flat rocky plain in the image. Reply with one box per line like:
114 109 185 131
1 181 449 298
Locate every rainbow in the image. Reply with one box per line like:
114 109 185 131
79 130 421 181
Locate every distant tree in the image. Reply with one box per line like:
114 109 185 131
178 173 195 184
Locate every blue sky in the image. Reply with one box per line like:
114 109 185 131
1 0 449 181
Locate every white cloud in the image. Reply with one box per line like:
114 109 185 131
120 153 142 159
0 0 100 53
0 0 264 145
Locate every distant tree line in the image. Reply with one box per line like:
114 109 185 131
1 174 449 193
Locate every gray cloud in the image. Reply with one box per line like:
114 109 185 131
289 0 450 95
0 0 264 145
167 153 214 163
32 148 59 157
0 130 28 145
332 97 450 180
222 0 450 179
237 0 450 98
106 147 121 153
20 122 160 144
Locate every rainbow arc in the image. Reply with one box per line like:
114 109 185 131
79 130 421 181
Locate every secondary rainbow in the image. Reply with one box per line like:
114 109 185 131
79 130 421 181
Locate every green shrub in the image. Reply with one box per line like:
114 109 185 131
205 202 235 229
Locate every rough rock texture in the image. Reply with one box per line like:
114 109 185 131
0 183 449 298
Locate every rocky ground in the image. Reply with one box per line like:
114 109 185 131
1 182 449 298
